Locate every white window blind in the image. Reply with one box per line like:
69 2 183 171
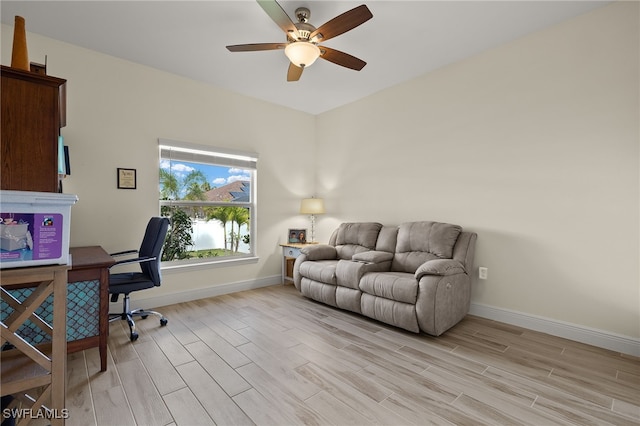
158 138 258 170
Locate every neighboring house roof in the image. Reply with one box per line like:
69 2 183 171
205 181 250 202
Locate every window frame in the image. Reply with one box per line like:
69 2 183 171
158 138 258 270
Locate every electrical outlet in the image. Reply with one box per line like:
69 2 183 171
478 267 488 280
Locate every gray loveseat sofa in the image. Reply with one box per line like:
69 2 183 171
293 221 477 336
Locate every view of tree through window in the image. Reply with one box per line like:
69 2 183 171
158 141 257 264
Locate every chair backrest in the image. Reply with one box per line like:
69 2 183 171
139 217 170 286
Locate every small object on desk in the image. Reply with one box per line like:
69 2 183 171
30 60 46 75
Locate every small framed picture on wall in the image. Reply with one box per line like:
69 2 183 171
117 168 137 189
288 229 307 244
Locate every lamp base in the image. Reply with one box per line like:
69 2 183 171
309 214 316 243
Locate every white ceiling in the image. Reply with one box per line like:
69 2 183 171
1 1 610 115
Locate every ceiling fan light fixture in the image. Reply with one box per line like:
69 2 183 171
285 41 320 68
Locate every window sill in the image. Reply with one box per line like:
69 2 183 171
161 255 259 274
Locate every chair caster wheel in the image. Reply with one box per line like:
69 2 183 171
141 315 149 320
160 318 168 327
130 332 139 341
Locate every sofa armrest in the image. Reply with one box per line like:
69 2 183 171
415 259 466 280
301 244 337 260
336 258 391 289
352 250 394 264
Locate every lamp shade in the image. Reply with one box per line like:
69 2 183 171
300 198 325 215
285 42 320 68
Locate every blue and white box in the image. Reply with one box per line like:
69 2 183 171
0 190 78 269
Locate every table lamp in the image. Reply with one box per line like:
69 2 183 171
300 197 325 243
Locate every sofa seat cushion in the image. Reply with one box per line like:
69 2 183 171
298 260 338 285
359 272 418 304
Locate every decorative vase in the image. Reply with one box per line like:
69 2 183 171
11 16 29 71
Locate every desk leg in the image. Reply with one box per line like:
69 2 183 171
99 267 109 372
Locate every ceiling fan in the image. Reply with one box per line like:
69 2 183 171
226 0 373 82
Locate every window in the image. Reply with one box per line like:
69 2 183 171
158 139 258 267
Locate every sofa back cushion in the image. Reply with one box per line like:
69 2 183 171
329 222 382 260
392 221 462 273
376 226 398 253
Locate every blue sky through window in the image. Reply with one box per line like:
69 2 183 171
160 159 251 189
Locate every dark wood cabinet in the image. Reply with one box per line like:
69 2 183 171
1 65 66 192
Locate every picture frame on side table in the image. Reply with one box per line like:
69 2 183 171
288 229 307 244
117 168 137 189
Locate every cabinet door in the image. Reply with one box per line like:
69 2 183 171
1 67 66 192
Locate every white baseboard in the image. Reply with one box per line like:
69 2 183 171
469 302 640 357
110 280 639 357
110 274 282 313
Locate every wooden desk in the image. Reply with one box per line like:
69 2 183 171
68 246 114 372
0 247 114 373
1 264 69 426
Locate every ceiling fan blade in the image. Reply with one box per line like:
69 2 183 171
310 5 373 42
287 63 303 82
319 47 367 71
226 43 287 52
257 0 300 40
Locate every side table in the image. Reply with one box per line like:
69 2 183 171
280 242 318 285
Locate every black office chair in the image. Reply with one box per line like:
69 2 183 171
109 217 170 341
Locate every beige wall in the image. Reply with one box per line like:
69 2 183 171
1 26 317 301
2 1 637 340
315 1 639 338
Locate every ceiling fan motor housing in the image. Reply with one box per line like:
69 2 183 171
292 7 318 41
295 25 315 41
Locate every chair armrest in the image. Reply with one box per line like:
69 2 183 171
110 255 157 268
301 244 337 260
415 259 466 280
110 249 138 257
352 250 394 264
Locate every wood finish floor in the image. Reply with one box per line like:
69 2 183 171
61 284 638 426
